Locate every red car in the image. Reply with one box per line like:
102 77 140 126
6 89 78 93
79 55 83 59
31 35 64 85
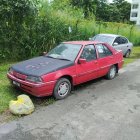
7 41 123 99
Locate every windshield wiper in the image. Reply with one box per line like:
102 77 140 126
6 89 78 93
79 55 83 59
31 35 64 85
46 56 71 61
46 56 55 59
57 58 71 61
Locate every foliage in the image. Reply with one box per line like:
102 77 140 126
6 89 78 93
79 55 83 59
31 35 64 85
70 0 97 18
0 0 140 61
69 0 131 22
0 0 37 60
112 0 131 22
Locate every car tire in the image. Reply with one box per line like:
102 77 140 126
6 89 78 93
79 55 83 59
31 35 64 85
106 65 117 80
53 78 71 100
125 50 131 58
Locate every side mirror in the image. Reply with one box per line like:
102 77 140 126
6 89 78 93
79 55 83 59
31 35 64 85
113 42 118 46
78 58 86 64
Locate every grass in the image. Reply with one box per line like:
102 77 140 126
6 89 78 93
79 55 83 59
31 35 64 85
0 62 55 116
0 62 17 113
124 46 140 66
0 46 140 118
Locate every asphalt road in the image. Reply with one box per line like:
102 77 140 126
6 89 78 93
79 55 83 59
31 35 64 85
0 60 140 140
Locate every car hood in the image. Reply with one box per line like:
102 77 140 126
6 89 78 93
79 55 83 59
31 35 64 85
11 56 74 76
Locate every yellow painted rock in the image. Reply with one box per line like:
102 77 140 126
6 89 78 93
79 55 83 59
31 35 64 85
9 95 34 115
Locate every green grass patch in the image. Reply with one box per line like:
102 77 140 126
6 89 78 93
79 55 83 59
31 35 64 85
0 62 55 115
124 46 140 66
0 62 18 113
0 46 140 116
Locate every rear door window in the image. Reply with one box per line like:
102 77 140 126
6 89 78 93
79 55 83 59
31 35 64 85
96 44 113 58
121 37 128 44
114 37 122 45
114 36 128 45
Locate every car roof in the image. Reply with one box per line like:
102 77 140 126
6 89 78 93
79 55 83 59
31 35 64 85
96 33 120 38
63 41 103 46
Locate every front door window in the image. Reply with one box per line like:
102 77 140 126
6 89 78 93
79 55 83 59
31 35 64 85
76 44 98 84
80 45 97 61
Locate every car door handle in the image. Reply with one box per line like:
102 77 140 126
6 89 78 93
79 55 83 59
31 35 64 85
110 56 114 59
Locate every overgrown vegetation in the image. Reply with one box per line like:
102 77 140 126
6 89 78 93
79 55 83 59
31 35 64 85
0 0 140 62
68 0 131 22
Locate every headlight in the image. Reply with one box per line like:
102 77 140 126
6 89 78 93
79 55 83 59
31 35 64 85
9 67 14 75
26 76 42 83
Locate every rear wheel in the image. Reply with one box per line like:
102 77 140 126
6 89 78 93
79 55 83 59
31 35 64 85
106 65 117 80
125 50 131 58
53 78 71 100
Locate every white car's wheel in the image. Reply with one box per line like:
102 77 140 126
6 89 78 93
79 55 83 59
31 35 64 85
125 50 131 58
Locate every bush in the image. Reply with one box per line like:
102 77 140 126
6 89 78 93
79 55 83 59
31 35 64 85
0 0 140 62
0 0 37 60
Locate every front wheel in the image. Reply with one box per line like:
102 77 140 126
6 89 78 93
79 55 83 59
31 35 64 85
53 78 71 100
106 65 117 80
125 50 131 58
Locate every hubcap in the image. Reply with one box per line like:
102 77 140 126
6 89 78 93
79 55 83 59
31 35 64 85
110 67 116 78
126 51 130 57
58 82 69 97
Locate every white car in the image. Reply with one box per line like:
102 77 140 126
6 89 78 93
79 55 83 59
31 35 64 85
90 34 133 57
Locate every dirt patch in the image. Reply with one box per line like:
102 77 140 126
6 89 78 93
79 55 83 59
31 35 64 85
0 96 55 124
0 110 17 125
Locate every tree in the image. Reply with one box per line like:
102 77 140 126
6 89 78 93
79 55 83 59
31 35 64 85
108 4 121 22
113 0 125 4
70 0 98 18
0 0 37 59
112 0 131 22
53 0 131 22
95 0 109 21
52 0 70 10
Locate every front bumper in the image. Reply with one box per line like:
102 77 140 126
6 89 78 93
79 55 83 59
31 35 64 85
7 73 56 97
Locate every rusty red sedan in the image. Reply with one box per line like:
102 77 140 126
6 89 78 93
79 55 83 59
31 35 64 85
7 41 123 99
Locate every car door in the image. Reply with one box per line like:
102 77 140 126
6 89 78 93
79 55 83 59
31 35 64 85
76 44 99 84
113 36 128 55
120 37 130 54
95 44 114 77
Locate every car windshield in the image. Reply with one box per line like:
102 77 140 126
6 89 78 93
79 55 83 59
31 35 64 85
92 35 114 45
47 43 82 61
